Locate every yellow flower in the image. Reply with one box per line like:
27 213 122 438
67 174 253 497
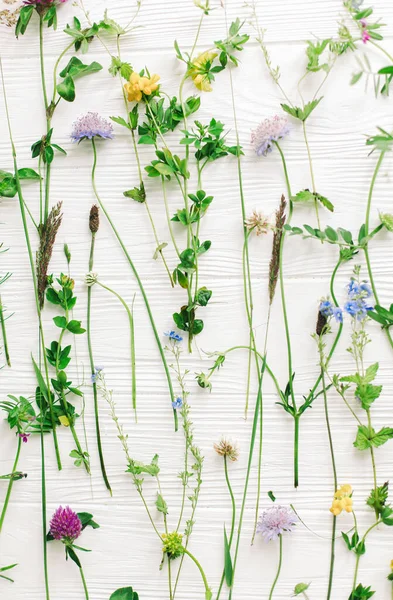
390 559 393 571
124 71 160 102
189 50 217 92
330 484 353 516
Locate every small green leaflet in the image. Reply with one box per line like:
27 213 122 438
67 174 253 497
155 493 168 515
281 97 323 122
110 588 139 600
291 189 334 212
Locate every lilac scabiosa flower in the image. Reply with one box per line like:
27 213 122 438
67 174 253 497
165 330 183 342
91 366 104 384
251 115 290 157
256 505 297 542
49 506 82 543
71 113 114 143
172 397 183 410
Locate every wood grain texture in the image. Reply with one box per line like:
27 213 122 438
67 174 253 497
1 0 393 598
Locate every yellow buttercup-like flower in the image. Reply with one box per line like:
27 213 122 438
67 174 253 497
330 484 353 516
189 50 217 92
124 71 160 102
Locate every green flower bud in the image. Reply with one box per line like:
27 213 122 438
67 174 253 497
162 532 184 560
196 372 212 390
380 213 393 232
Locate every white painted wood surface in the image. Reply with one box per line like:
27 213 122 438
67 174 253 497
1 0 393 598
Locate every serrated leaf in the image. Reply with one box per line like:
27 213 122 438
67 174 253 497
155 493 168 515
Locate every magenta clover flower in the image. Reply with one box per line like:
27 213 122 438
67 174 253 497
251 115 290 157
23 0 68 5
257 505 297 542
49 506 82 543
71 113 114 143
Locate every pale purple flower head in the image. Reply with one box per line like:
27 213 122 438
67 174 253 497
50 506 82 542
256 505 297 542
71 112 114 143
23 0 68 5
251 115 290 157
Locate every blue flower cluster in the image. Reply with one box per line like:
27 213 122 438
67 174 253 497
172 397 183 410
319 280 374 324
165 330 183 342
91 365 104 383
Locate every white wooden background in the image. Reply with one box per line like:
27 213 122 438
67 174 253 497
1 0 393 598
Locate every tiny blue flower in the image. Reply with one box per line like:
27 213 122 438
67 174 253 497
165 330 183 342
91 365 104 383
319 300 334 318
172 397 183 410
333 307 343 323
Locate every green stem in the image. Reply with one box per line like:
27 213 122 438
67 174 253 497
352 520 381 593
87 233 112 494
275 141 298 486
269 534 283 600
363 151 393 351
228 363 265 600
0 435 21 531
90 138 177 430
96 280 137 420
1 58 52 600
302 120 321 230
0 294 10 366
182 548 211 600
319 342 338 600
216 456 236 600
79 565 89 600
367 409 378 520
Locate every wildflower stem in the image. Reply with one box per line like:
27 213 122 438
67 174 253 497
0 295 11 367
318 338 338 600
182 548 211 600
269 534 283 600
275 141 299 487
302 120 321 230
95 280 137 420
215 455 236 600
1 57 61 475
90 138 177 430
86 233 112 494
0 435 21 532
79 566 89 600
364 150 393 352
351 520 381 593
228 363 265 600
116 39 173 287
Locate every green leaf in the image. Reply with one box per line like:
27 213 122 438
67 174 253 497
32 356 51 405
59 56 103 80
367 482 389 515
110 115 130 130
53 316 67 329
17 168 41 180
267 491 276 502
224 526 233 587
354 425 393 450
110 588 139 600
66 547 81 568
291 189 315 203
355 540 366 556
0 177 17 198
341 531 352 551
123 184 146 203
317 193 334 212
67 320 86 335
180 248 196 269
57 76 76 102
325 226 338 242
77 512 100 530
46 287 60 305
281 97 323 122
379 65 393 75
196 287 212 306
155 493 168 515
15 5 34 37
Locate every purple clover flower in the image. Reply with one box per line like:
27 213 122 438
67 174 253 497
251 115 290 157
71 113 114 143
49 506 82 542
23 0 67 5
256 505 297 542
165 331 183 342
172 397 183 410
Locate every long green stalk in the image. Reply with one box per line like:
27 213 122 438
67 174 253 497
0 294 11 366
86 233 112 494
0 435 21 531
90 138 177 430
96 280 137 419
215 455 236 600
269 534 283 600
79 566 89 600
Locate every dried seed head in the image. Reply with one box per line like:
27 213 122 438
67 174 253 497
316 310 328 336
89 204 100 234
268 195 286 305
214 438 239 462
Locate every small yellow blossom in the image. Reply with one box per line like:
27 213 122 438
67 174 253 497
330 484 353 516
189 50 217 92
124 71 160 102
390 559 393 570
